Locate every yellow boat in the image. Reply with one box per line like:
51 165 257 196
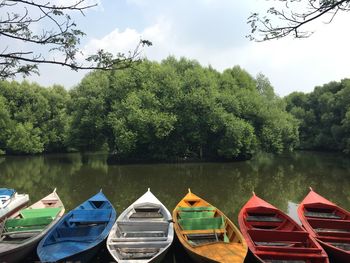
173 189 247 262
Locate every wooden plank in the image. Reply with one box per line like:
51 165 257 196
181 229 225 235
255 241 293 247
110 236 167 242
118 247 159 253
247 215 282 222
316 228 350 233
123 231 165 238
305 211 341 219
129 212 163 219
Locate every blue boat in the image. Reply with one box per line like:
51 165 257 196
37 191 116 262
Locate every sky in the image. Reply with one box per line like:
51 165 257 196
12 0 350 96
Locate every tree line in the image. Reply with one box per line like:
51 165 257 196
285 79 350 154
1 57 301 159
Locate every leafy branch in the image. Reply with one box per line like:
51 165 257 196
247 0 350 41
0 0 152 78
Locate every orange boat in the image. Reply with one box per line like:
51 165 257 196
298 188 350 263
173 189 247 263
239 193 329 263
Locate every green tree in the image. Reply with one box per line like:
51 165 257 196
7 122 44 154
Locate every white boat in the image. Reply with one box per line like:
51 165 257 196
107 189 173 263
0 188 29 220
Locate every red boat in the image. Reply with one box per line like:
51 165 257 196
298 188 350 263
239 193 329 263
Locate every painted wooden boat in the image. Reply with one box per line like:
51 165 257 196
37 191 116 263
173 189 247 263
0 188 29 220
0 189 64 263
107 188 173 263
239 192 329 263
298 187 350 263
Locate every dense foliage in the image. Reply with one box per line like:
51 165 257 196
285 79 350 154
0 81 71 154
0 57 299 159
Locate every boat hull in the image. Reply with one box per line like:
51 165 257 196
107 189 173 263
38 191 116 263
239 194 329 263
298 189 350 263
173 190 247 263
0 217 61 263
0 237 41 263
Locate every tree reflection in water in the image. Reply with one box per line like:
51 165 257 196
0 151 349 262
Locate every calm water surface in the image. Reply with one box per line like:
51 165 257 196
0 151 349 262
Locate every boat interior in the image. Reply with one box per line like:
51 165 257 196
0 207 61 242
43 200 112 245
128 204 165 221
110 219 171 259
304 205 350 251
244 207 327 262
108 201 172 260
176 206 240 246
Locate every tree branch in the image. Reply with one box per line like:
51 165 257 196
248 0 350 41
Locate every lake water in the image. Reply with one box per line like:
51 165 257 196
1 151 349 262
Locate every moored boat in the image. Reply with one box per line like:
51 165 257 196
239 192 329 263
173 189 247 263
298 187 350 263
0 189 64 263
37 190 116 263
0 188 29 221
107 188 173 263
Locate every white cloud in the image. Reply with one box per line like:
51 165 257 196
16 1 350 96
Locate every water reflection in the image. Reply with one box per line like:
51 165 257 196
0 151 349 262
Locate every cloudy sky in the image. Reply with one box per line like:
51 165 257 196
15 0 350 96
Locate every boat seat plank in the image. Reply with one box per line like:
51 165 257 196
179 211 215 219
181 229 226 235
56 224 104 241
179 216 224 231
255 241 295 247
178 206 216 212
5 216 52 229
118 247 159 253
111 236 167 242
134 207 160 212
247 215 283 222
55 236 98 242
20 207 61 219
304 211 341 219
69 209 111 223
256 245 321 253
122 231 165 238
129 212 163 219
316 228 350 233
186 233 218 240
